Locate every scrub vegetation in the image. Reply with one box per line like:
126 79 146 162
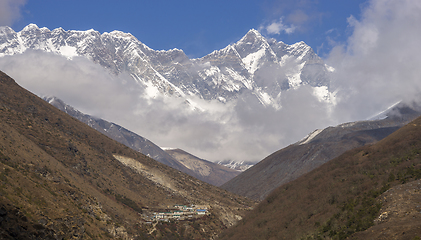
220 116 421 239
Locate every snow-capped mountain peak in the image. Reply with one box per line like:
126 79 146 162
106 30 135 39
0 24 334 108
22 23 40 31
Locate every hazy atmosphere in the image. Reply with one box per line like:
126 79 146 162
1 0 420 163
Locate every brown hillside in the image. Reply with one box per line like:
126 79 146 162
222 116 419 200
0 70 255 239
219 115 421 239
349 179 421 239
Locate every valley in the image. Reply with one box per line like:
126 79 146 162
1 16 421 239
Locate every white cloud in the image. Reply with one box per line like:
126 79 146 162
0 50 335 163
328 0 421 122
0 0 27 26
261 18 296 35
325 28 335 35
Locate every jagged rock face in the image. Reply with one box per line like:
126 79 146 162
0 24 333 108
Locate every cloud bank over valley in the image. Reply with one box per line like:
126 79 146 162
0 49 334 162
1 0 420 163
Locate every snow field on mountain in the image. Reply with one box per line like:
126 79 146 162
242 47 267 75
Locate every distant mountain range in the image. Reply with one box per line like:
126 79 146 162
0 24 337 163
0 24 333 108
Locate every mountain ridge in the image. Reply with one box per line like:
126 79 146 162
0 23 338 163
222 103 421 200
44 96 242 186
0 24 333 108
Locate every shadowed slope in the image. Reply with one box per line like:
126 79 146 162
222 111 420 200
220 115 421 239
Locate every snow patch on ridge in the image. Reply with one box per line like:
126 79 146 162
369 100 402 120
217 160 253 172
203 66 220 78
161 147 177 151
242 47 266 75
226 67 252 90
298 129 324 145
290 41 310 61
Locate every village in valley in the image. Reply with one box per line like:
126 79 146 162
141 204 210 223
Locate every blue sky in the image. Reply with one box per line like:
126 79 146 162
4 0 366 58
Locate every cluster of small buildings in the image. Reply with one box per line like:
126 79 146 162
142 204 209 222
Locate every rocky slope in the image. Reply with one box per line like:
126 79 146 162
220 112 421 239
222 104 421 200
0 70 255 239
